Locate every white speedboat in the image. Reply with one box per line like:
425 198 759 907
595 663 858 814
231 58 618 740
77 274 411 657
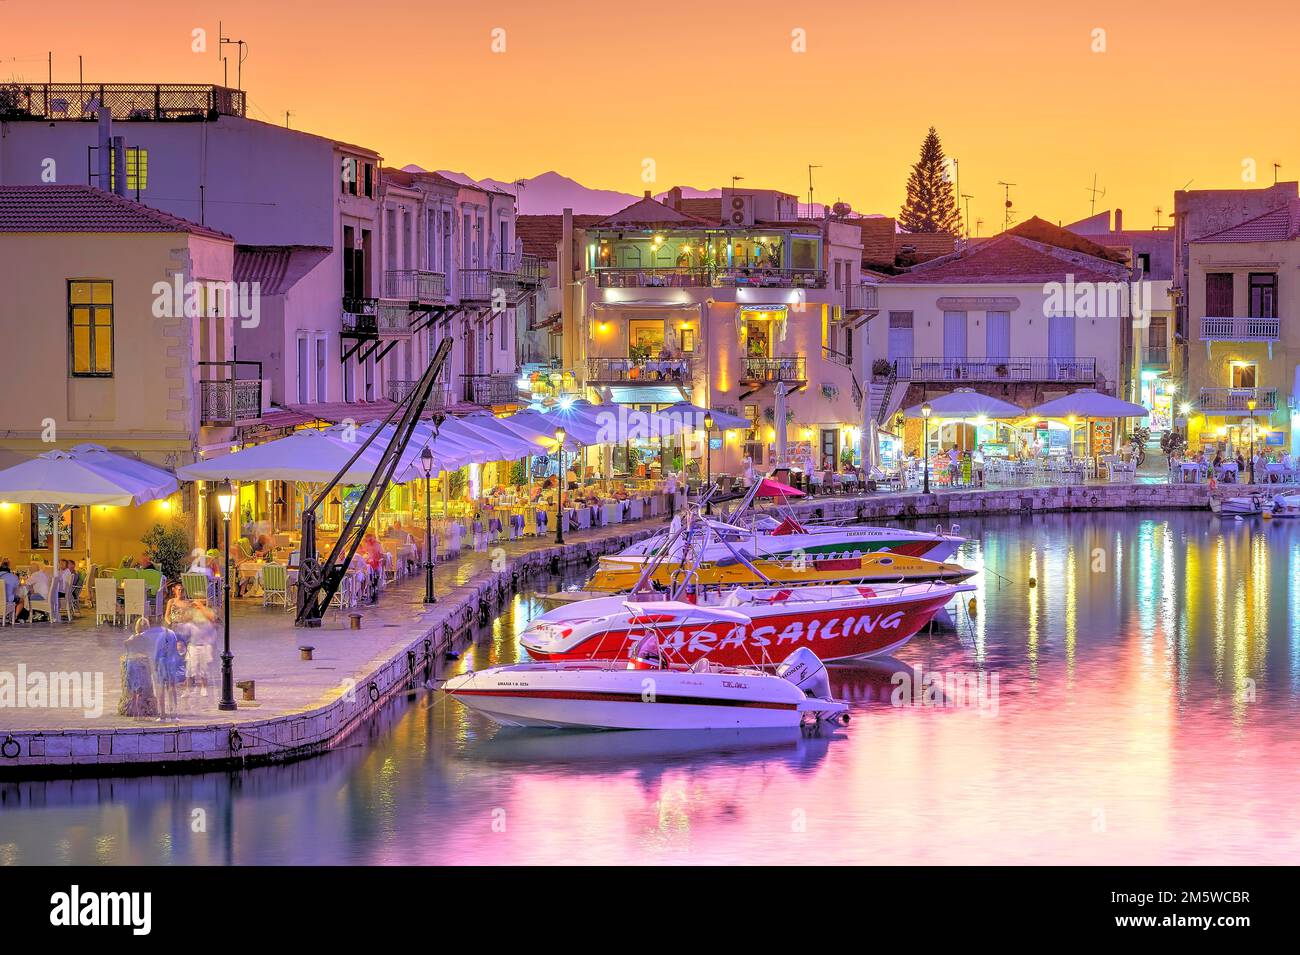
1210 494 1267 516
442 646 849 731
1269 494 1300 517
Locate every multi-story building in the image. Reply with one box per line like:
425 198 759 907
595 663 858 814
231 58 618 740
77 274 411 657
1066 209 1175 433
1184 198 1300 456
0 184 237 561
552 187 878 476
871 218 1134 458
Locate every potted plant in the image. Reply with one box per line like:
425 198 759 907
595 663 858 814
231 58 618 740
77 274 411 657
140 522 192 584
872 358 893 378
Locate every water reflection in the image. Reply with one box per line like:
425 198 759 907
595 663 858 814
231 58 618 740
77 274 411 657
2 512 1300 864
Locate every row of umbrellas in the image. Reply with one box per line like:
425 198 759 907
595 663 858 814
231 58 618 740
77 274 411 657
902 387 1149 421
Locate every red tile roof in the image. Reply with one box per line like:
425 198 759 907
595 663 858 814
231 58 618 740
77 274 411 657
596 192 715 229
515 214 604 260
1194 199 1300 243
0 185 233 240
884 234 1124 285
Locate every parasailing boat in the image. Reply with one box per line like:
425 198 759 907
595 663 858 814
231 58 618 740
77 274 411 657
442 645 849 731
522 580 974 666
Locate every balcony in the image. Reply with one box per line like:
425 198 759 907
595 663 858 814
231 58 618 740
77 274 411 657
1198 387 1278 414
596 267 712 289
384 269 446 303
892 356 1098 383
1200 316 1280 342
586 356 692 384
386 378 453 410
714 267 826 289
741 356 807 385
844 283 878 312
198 361 263 426
0 83 245 121
341 296 379 337
495 252 543 285
1144 346 1169 367
462 374 522 407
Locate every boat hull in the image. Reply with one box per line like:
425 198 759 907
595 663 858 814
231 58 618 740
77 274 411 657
523 589 960 666
444 664 819 730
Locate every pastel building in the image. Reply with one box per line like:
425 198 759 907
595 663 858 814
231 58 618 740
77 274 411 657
870 219 1134 458
552 188 878 476
0 185 236 564
1184 198 1300 455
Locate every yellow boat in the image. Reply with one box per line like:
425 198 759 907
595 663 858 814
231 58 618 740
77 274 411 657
586 550 975 594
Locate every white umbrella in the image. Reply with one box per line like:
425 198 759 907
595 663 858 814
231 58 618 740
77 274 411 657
177 426 381 484
0 445 179 621
903 388 1025 419
657 401 749 432
1028 388 1149 419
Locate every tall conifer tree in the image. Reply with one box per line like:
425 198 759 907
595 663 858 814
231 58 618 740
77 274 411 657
899 127 963 235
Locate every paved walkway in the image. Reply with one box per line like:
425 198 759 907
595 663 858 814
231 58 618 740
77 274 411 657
0 518 663 734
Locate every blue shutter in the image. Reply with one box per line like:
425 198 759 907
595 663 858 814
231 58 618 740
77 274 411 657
986 311 1010 359
943 311 968 360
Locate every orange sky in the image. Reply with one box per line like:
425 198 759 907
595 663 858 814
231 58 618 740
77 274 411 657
5 0 1299 230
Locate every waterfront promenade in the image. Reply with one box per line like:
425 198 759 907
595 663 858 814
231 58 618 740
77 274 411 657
0 475 1236 775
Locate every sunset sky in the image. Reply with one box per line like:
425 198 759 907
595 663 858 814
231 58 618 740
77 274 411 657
4 0 1299 231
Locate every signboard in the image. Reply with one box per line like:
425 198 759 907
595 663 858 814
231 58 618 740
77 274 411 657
1090 420 1115 456
1266 431 1285 446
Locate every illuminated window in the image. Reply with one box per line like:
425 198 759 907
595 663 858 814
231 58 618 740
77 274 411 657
68 280 114 376
108 148 148 193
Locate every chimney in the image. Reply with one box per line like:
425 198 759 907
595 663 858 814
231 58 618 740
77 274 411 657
96 105 112 194
643 190 652 200
1114 209 1123 232
667 186 682 211
111 136 128 197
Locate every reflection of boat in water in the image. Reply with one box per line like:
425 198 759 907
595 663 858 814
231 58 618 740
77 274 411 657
462 724 840 770
523 582 973 665
443 647 848 730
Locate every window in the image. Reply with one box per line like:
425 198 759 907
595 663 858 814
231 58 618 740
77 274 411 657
680 327 696 353
296 336 309 404
68 280 114 376
315 337 328 403
110 147 148 194
1249 273 1278 318
1231 363 1256 388
1205 273 1233 316
29 504 74 550
942 311 968 360
1136 252 1151 275
341 157 357 195
1147 316 1167 349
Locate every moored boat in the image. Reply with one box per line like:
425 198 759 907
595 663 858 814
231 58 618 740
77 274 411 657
442 646 849 731
521 580 975 666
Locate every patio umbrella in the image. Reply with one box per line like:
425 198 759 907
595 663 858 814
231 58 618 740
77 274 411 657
753 477 804 499
177 425 382 484
903 388 1025 419
0 444 179 621
657 401 749 433
1027 388 1149 419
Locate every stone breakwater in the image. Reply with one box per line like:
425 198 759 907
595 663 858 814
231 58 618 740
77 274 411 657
0 527 658 778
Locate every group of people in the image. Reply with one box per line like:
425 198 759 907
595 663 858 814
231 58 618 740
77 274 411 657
0 557 79 623
1174 447 1295 484
119 585 221 719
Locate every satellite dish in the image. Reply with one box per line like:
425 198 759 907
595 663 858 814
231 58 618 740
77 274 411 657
832 201 852 216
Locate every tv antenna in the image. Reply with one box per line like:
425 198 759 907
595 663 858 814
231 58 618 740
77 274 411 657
1274 162 1282 185
1154 205 1163 228
731 175 745 190
960 193 974 238
218 22 249 91
284 110 292 128
997 181 1016 232
975 217 984 237
1086 173 1106 216
807 164 822 217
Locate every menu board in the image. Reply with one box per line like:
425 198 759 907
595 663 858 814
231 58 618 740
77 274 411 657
1091 420 1115 455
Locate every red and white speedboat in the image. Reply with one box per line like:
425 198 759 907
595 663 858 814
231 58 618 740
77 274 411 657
520 581 974 666
443 646 849 730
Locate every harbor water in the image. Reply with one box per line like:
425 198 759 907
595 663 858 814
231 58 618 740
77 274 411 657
3 510 1299 865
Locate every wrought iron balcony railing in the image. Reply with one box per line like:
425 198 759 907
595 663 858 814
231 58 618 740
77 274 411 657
1200 316 1280 341
1198 387 1278 413
198 360 262 426
341 297 378 336
821 345 852 367
741 356 807 383
595 267 712 289
715 267 826 289
384 269 446 303
0 83 245 121
386 378 453 409
844 283 878 312
1144 346 1169 366
494 252 543 284
891 356 1098 383
586 356 692 383
463 373 523 406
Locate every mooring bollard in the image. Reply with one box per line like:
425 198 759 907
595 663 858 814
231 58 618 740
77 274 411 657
236 680 255 701
298 645 315 661
349 612 363 630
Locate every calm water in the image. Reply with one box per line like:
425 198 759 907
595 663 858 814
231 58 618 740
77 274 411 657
3 511 1300 865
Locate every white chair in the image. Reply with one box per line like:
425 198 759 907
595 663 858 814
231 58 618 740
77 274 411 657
122 578 147 630
94 577 118 626
0 581 13 626
26 588 51 623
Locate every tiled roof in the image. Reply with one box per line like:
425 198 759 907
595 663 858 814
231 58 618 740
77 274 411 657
1194 199 1300 243
677 197 722 223
234 245 331 296
380 167 463 191
596 192 715 229
1007 216 1128 264
884 234 1124 285
515 214 604 260
0 185 233 240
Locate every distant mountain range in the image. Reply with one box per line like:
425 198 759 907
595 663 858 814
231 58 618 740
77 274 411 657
402 167 722 215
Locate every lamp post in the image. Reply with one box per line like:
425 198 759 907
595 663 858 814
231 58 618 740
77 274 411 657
216 480 237 712
554 427 566 545
921 402 932 494
703 412 714 514
421 446 436 604
1247 397 1257 484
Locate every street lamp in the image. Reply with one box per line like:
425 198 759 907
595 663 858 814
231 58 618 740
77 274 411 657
921 402 932 494
216 480 237 712
703 412 715 513
421 446 436 604
554 427 566 544
1247 397 1257 484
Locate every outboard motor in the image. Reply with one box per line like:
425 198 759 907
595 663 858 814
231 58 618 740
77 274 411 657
776 647 832 701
